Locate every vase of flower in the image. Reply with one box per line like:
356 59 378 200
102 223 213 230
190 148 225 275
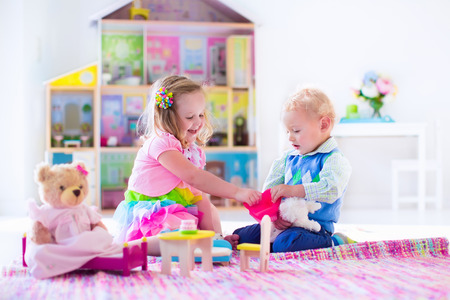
369 98 383 118
352 71 396 119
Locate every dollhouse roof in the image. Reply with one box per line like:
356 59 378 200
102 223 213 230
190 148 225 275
43 62 97 85
89 0 250 23
89 0 133 22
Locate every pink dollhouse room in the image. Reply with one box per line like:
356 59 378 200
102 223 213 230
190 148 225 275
1 0 450 298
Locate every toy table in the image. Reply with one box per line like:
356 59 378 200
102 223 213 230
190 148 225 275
158 230 215 277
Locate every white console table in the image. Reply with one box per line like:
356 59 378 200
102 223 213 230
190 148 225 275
332 122 427 210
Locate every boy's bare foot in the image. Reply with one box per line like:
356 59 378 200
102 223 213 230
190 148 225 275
224 234 240 250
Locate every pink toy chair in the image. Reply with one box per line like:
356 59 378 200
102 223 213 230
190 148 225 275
244 189 281 222
22 233 148 276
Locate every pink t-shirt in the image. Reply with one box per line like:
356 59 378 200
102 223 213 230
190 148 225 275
127 132 206 197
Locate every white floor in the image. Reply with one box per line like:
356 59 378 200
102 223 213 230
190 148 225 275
2 208 450 266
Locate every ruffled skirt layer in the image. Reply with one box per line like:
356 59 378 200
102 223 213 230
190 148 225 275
112 189 203 243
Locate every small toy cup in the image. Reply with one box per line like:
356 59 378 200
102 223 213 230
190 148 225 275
179 219 198 234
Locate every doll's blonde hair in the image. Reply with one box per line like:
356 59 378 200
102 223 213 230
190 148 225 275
138 75 213 148
284 86 336 125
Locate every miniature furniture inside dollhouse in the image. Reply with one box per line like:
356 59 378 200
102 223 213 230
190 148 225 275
50 90 95 148
130 0 150 20
44 0 258 211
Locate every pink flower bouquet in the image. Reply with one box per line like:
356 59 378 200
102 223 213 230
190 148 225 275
352 71 397 118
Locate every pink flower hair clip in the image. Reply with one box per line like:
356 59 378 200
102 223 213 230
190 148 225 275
155 87 173 109
76 164 89 176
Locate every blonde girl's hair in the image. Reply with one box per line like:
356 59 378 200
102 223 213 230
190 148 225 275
137 75 213 148
284 86 336 125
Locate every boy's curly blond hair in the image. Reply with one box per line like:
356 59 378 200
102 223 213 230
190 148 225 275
284 87 336 125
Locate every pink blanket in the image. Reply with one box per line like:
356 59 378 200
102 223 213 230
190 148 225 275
25 227 122 279
25 202 122 279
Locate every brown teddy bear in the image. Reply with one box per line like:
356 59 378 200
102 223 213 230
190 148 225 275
25 161 121 279
30 161 107 245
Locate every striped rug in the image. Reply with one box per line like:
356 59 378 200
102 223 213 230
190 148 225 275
2 237 449 299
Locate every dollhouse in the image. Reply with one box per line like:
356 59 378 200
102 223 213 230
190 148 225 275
45 0 257 211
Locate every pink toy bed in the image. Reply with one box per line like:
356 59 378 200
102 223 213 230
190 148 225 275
22 234 148 276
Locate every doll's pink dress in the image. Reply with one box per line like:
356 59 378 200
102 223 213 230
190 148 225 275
25 201 122 279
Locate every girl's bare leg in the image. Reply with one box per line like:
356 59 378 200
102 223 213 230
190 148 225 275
196 193 215 231
210 202 222 234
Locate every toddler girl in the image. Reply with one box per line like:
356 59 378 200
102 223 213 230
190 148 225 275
113 75 261 255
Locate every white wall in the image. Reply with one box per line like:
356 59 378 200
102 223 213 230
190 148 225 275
0 1 26 216
222 0 450 209
1 0 449 215
0 0 117 216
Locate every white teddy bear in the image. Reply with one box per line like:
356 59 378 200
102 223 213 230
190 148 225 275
270 197 322 242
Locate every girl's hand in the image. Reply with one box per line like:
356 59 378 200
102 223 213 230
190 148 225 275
235 188 261 206
273 213 292 230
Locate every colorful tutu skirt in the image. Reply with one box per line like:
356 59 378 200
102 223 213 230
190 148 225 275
112 189 203 243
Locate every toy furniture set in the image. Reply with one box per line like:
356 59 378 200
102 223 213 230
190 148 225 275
22 228 265 277
22 205 270 278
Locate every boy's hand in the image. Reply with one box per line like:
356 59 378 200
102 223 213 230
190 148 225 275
273 213 292 230
270 184 305 202
270 184 291 202
235 188 261 206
